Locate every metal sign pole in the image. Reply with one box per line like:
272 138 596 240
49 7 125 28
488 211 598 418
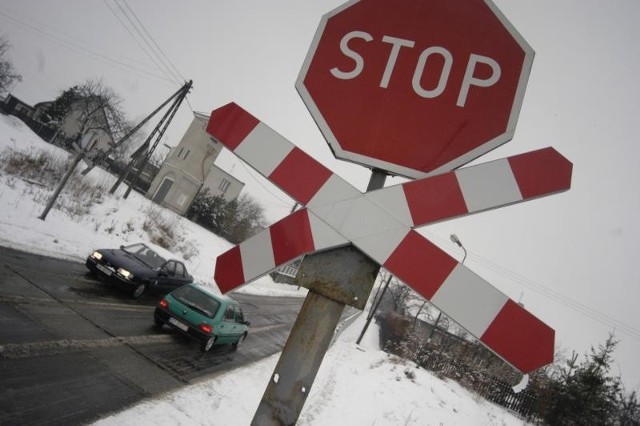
251 172 386 425
252 247 378 425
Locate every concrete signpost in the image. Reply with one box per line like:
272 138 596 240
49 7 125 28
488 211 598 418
206 0 573 424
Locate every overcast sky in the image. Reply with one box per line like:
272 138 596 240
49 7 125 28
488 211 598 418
2 0 639 390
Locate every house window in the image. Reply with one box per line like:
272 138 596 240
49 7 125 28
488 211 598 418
218 179 230 192
177 147 184 158
183 149 190 160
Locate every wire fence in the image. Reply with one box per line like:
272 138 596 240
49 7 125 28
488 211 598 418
377 311 547 422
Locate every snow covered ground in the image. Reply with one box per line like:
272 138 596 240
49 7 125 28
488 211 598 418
95 314 526 426
0 113 528 425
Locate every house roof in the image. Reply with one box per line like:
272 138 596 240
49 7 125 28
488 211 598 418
1 93 33 110
193 111 209 121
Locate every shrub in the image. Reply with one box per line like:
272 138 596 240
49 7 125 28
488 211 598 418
1 148 199 261
142 205 198 261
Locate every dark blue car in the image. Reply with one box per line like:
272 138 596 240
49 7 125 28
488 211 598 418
86 242 193 298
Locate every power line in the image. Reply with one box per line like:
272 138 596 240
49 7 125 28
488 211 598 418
120 0 186 82
422 230 640 341
111 0 179 83
0 9 175 86
103 0 186 86
185 95 196 114
469 253 640 339
0 6 154 69
102 0 179 85
236 159 294 209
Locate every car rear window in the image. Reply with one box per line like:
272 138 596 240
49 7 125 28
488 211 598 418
171 286 221 319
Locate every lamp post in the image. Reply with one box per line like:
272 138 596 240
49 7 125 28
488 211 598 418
426 234 467 339
450 234 467 264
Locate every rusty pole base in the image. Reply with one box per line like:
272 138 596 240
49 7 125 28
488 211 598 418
251 246 378 426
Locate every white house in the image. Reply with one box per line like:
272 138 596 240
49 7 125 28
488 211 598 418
146 112 244 215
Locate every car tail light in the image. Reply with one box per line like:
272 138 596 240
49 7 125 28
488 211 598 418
199 324 213 334
159 299 169 309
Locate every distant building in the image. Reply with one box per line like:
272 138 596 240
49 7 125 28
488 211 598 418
31 101 54 122
0 94 35 118
146 112 244 215
202 165 244 201
1 93 115 150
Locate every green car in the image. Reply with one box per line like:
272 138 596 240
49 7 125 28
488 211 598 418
154 283 250 352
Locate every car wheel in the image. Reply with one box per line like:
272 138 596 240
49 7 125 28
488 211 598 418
132 283 146 299
201 337 216 352
232 333 247 351
153 316 163 328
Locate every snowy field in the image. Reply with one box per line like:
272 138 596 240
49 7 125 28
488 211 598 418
0 113 528 425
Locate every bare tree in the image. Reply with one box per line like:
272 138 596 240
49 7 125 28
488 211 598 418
68 78 130 139
0 35 22 95
44 78 133 151
220 194 267 243
386 280 413 315
39 86 78 128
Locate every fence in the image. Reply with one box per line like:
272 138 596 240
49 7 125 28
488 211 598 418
1 107 57 142
416 349 541 420
377 311 544 422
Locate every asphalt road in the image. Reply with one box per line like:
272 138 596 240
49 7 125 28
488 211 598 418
0 246 305 425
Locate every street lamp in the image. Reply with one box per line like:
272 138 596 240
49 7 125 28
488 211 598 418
423 235 467 341
450 234 467 264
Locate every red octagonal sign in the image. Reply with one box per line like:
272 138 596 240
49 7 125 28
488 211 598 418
296 0 534 178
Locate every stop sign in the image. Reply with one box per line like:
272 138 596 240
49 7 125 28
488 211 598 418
296 0 534 178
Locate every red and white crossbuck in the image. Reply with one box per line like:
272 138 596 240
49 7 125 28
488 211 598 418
206 102 572 374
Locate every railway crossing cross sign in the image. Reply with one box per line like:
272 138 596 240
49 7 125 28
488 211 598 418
207 102 572 374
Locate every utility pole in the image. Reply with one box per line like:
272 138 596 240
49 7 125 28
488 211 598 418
38 152 84 221
82 82 191 176
38 119 105 221
356 273 392 345
123 81 191 198
109 80 192 196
